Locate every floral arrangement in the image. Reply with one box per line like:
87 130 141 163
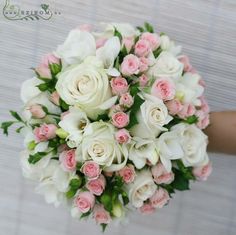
1 22 212 231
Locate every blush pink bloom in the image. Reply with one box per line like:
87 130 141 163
139 202 155 215
119 93 134 108
112 112 129 128
199 79 206 87
196 111 210 129
115 128 131 144
178 55 193 72
35 65 51 79
134 39 151 57
86 175 106 196
50 91 60 106
108 104 124 117
178 103 196 118
151 163 174 184
96 38 107 49
165 99 183 115
59 149 76 172
122 36 134 52
151 78 176 101
193 162 212 181
81 161 100 180
34 124 57 142
141 32 160 50
29 104 46 119
139 74 149 87
121 54 140 76
199 96 210 113
75 191 95 213
139 57 149 72
150 188 170 208
42 53 60 66
93 205 111 224
118 164 136 183
110 76 128 95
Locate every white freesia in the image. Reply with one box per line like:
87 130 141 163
76 121 128 172
130 94 172 139
148 52 183 79
127 170 156 208
156 130 184 172
56 56 115 120
55 29 96 66
160 35 182 56
129 137 159 169
176 72 204 106
171 123 208 167
59 107 90 148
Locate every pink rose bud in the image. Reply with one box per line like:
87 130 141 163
195 110 210 129
199 96 210 113
122 36 135 52
150 188 170 208
34 124 57 142
134 39 151 57
121 54 140 76
139 202 155 215
165 99 183 115
75 191 95 213
141 32 160 50
139 57 149 72
118 164 135 183
35 65 51 79
29 104 46 119
86 175 106 196
93 205 111 224
110 76 129 95
59 149 76 172
151 163 174 184
115 129 131 144
112 112 129 128
108 104 124 117
77 24 92 32
151 78 176 101
81 161 100 180
50 91 60 106
178 55 193 72
42 53 60 66
139 74 149 87
178 103 196 119
96 38 107 49
192 162 212 181
119 93 134 108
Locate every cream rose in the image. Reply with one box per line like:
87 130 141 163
56 57 116 120
148 52 183 79
130 94 172 139
160 35 182 56
127 170 156 208
76 121 128 172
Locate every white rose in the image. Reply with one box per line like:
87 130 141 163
55 29 96 66
127 170 156 208
129 137 159 169
77 121 128 172
148 52 183 79
176 72 204 106
160 35 182 56
156 130 184 172
59 107 90 148
172 123 208 167
130 94 172 139
56 56 117 120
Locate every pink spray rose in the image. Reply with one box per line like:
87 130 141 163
115 129 131 144
110 76 129 95
118 164 136 183
81 161 100 180
134 39 151 57
34 124 57 142
119 93 134 108
41 53 60 66
122 36 135 52
108 104 124 117
178 103 196 118
35 66 51 79
199 96 210 113
150 188 170 208
195 110 210 129
86 175 106 196
193 162 212 181
139 202 155 215
151 78 176 101
178 55 193 72
139 57 149 72
96 38 107 49
139 74 149 87
75 191 95 213
93 205 111 224
112 112 129 128
165 99 183 115
50 91 60 106
151 163 174 184
141 32 160 50
59 149 76 172
29 104 46 119
121 54 140 76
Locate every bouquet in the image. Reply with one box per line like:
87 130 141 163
1 22 212 231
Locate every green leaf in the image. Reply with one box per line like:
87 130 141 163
16 126 24 133
172 168 190 191
66 189 76 199
59 98 69 111
136 26 144 32
10 110 23 122
160 32 165 36
129 83 140 96
144 22 154 33
37 83 48 92
114 28 122 41
100 193 112 212
121 190 129 205
185 115 198 124
101 223 108 232
70 178 82 190
80 211 91 219
153 47 162 58
96 113 109 122
1 121 15 135
28 152 48 164
49 63 61 75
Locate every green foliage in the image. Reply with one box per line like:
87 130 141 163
96 113 109 122
144 22 154 33
184 115 198 124
114 28 122 41
1 121 15 135
80 211 91 219
101 224 108 232
10 110 23 122
59 98 69 111
66 178 83 199
28 152 48 164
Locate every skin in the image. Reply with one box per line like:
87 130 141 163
204 111 236 155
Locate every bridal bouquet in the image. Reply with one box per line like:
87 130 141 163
1 22 212 231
